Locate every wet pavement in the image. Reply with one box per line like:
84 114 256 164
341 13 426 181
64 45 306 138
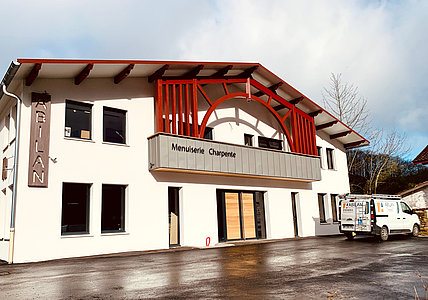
0 235 427 299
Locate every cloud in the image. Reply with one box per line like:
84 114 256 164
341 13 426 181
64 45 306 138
0 0 427 158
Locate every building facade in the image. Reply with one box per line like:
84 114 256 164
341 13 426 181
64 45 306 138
0 60 368 263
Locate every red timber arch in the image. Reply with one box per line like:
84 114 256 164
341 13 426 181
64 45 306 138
154 78 317 155
198 92 295 152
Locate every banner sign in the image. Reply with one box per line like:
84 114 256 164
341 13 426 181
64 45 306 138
28 92 51 187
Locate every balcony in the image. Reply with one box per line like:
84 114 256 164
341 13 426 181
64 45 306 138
148 133 321 182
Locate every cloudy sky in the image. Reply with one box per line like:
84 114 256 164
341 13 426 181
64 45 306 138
0 0 427 159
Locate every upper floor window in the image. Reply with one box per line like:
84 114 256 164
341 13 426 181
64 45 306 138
65 100 92 140
258 136 283 151
326 148 335 170
244 134 253 146
317 146 323 168
103 107 126 144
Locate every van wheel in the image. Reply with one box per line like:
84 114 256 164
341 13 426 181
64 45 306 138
345 233 354 240
380 226 389 241
412 224 419 237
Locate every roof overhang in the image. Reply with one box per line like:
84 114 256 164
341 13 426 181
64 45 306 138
1 58 369 149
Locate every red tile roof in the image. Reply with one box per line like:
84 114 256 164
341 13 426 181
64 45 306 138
413 145 428 165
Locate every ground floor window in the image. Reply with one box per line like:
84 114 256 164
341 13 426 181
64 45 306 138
61 183 90 235
217 190 266 242
168 187 180 246
331 194 338 222
318 193 326 223
101 184 126 232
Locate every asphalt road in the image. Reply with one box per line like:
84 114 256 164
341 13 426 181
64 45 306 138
0 235 427 299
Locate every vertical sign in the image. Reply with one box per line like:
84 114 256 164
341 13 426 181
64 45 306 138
28 92 51 187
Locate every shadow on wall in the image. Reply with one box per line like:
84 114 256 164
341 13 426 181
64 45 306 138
151 171 312 190
313 217 340 236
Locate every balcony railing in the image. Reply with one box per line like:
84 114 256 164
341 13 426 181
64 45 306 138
148 133 321 182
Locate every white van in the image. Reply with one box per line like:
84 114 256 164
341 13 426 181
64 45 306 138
339 194 420 241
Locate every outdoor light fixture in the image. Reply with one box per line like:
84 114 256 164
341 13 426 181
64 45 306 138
246 77 252 103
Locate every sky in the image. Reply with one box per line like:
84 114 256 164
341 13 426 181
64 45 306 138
0 0 427 160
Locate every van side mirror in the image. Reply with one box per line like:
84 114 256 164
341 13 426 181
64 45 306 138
411 209 416 215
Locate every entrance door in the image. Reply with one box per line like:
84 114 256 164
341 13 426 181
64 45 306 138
291 192 299 237
168 187 180 246
225 192 241 240
241 193 256 239
218 190 264 241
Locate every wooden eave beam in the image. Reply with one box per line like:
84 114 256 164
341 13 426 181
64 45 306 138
114 64 134 84
25 63 42 86
289 96 304 105
330 131 352 140
273 104 286 111
344 140 366 149
211 65 233 78
74 64 93 85
235 66 258 79
309 110 323 117
148 64 169 82
315 120 338 130
254 82 283 97
182 64 204 78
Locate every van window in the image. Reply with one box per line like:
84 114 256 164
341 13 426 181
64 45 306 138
396 203 400 214
400 202 411 214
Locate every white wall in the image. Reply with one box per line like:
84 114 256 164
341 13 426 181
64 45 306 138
402 188 428 209
7 77 351 263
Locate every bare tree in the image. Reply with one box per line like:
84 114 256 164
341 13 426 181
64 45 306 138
322 73 370 135
322 73 411 194
323 73 370 172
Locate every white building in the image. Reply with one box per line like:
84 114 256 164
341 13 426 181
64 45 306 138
398 181 428 209
0 59 368 263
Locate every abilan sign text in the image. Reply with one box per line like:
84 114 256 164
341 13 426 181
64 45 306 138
28 92 51 187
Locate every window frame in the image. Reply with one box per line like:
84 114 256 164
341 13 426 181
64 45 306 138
318 193 327 224
103 106 127 144
61 182 91 236
317 146 323 168
244 134 254 146
326 148 335 170
101 184 126 233
330 194 338 223
64 100 93 140
258 136 283 151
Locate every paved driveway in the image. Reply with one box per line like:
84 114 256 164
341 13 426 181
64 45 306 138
0 235 427 299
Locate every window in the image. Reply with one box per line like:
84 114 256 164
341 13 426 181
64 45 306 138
244 134 253 146
400 202 412 214
326 148 334 169
103 107 126 144
61 183 90 235
318 193 326 223
202 127 213 140
101 184 126 232
65 100 92 139
331 194 338 222
258 136 283 150
317 146 323 168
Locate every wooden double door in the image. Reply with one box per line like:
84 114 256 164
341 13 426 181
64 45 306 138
217 190 266 241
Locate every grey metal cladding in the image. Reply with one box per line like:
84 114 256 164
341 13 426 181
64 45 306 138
148 133 321 181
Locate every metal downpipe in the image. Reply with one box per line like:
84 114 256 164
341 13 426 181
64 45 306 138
2 84 22 264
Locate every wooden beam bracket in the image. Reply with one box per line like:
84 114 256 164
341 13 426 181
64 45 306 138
254 81 282 97
315 120 338 130
344 140 366 149
289 96 304 105
148 64 169 82
309 110 323 117
25 63 42 86
74 64 93 85
114 64 134 84
330 131 352 140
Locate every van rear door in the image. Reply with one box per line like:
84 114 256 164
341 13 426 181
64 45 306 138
354 200 371 232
